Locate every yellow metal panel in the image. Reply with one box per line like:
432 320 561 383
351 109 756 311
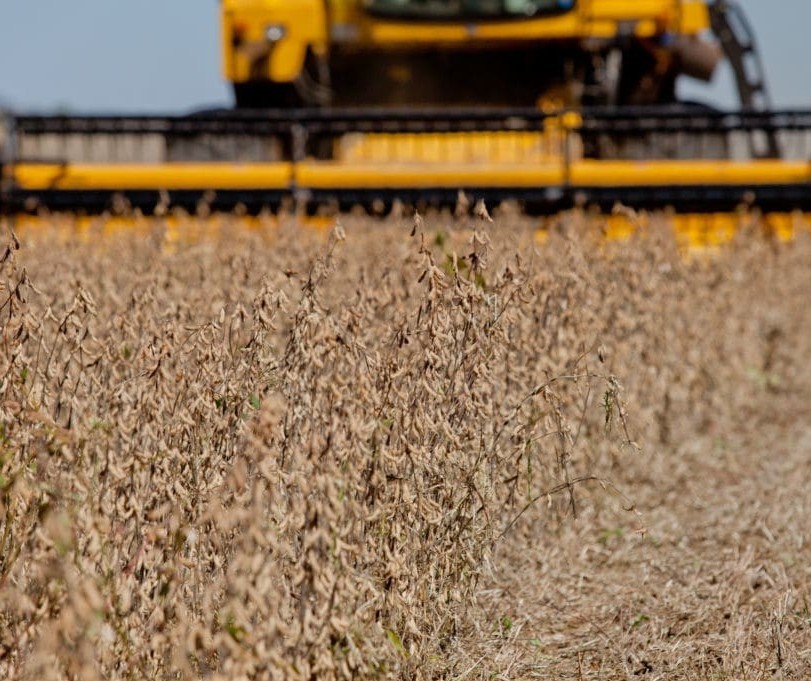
222 0 712 84
586 0 675 22
327 0 362 25
296 163 564 189
679 1 712 33
355 0 710 44
365 15 591 43
582 0 708 32
269 42 308 82
671 212 741 250
569 160 811 187
335 131 565 165
762 212 796 242
221 0 327 83
12 159 810 193
602 213 641 240
362 17 655 43
11 164 293 191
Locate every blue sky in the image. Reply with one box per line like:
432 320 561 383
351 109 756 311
0 1 808 112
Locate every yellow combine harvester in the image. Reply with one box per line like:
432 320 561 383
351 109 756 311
3 0 811 219
221 0 755 109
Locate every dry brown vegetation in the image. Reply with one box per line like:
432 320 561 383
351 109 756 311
0 210 809 679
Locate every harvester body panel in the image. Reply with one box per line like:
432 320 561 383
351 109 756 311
221 0 716 108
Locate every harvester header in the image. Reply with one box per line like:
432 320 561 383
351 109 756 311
0 1 807 219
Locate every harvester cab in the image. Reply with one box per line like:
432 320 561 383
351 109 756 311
220 0 743 110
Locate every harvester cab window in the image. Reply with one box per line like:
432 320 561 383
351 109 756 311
365 0 575 20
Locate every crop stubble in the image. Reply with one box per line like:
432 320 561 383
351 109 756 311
0 211 809 679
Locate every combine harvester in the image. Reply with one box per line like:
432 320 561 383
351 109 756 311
1 0 810 241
